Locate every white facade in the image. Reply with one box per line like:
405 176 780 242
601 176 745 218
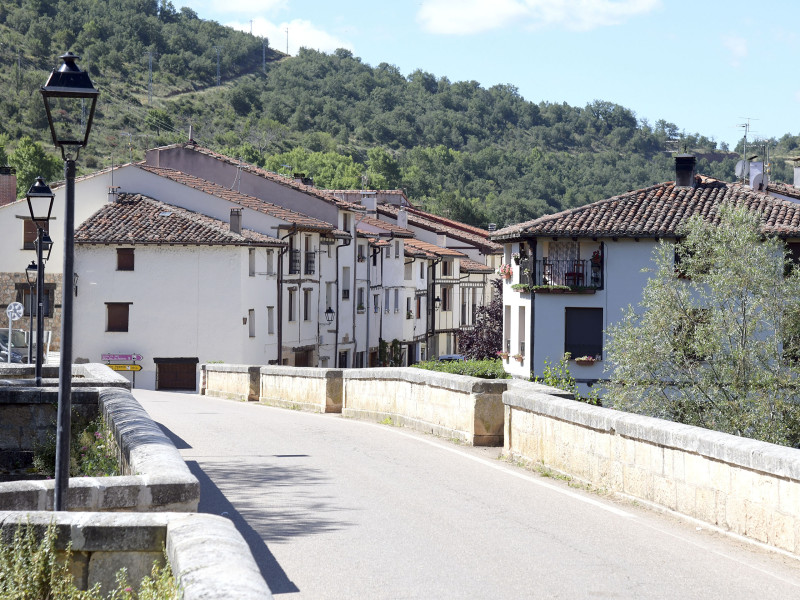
74 244 276 390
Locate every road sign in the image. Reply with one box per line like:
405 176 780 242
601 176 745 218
6 302 24 321
102 353 143 361
107 364 142 372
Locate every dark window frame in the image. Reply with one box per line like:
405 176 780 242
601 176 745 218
106 302 132 332
117 248 134 271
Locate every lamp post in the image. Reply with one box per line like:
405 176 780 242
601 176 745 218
25 261 36 365
325 307 335 323
26 177 55 385
41 52 98 511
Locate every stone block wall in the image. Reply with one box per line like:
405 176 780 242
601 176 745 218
0 511 272 599
503 387 800 555
259 366 342 413
0 271 63 351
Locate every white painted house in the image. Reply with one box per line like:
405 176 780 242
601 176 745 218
74 193 285 390
491 155 800 388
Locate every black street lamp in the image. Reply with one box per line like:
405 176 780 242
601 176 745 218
25 261 37 365
25 177 54 385
41 52 99 512
325 307 335 323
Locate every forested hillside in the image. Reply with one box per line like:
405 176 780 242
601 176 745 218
2 0 799 227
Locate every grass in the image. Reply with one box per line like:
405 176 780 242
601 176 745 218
33 416 120 479
0 522 178 599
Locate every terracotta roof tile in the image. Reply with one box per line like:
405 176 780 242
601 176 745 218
136 165 338 233
404 238 466 258
491 176 800 241
378 205 502 254
75 194 284 246
459 258 494 274
356 214 414 237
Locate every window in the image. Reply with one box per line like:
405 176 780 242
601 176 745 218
355 351 365 368
385 245 391 259
395 240 400 259
266 250 275 275
564 307 603 358
406 297 412 318
268 306 275 334
304 236 315 274
106 302 131 332
420 262 425 279
384 289 390 312
248 309 255 337
416 296 421 319
23 219 49 250
461 289 467 326
248 248 255 276
394 289 399 312
358 244 366 262
288 289 296 321
442 259 452 277
357 287 365 309
326 283 333 309
441 286 452 311
19 285 55 318
303 289 311 321
373 294 380 313
404 261 412 280
338 350 348 368
117 248 134 271
342 267 350 299
518 306 525 355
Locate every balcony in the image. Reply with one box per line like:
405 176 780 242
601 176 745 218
304 251 316 275
526 259 603 291
289 249 301 275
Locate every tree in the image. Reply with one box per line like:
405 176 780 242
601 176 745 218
605 205 800 447
458 278 502 359
8 137 61 198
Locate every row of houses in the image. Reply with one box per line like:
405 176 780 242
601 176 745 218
490 155 800 390
0 141 501 390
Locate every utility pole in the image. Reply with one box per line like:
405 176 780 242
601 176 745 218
144 51 154 104
285 28 289 55
262 38 268 73
213 46 221 86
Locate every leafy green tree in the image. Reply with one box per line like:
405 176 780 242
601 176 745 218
8 137 61 197
605 205 800 447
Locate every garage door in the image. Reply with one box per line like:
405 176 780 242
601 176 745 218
155 358 198 391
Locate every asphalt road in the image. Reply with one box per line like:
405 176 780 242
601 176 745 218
133 389 800 599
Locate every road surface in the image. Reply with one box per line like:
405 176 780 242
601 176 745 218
133 389 800 599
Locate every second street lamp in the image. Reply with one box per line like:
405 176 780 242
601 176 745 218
41 51 99 512
25 177 55 386
25 261 37 365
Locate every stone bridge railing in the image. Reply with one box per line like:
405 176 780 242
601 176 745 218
203 363 800 557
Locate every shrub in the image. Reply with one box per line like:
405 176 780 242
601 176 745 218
412 358 510 379
33 417 120 478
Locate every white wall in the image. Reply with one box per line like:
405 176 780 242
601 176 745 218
74 244 276 389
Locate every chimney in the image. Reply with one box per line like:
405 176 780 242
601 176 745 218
794 167 800 189
397 208 408 230
230 208 242 234
108 186 120 203
749 161 765 190
437 233 447 248
0 166 17 207
674 154 696 187
361 192 377 214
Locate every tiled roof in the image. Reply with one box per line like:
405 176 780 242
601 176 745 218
459 258 495 274
150 143 364 211
75 194 284 246
404 238 466 258
491 176 800 241
356 214 414 237
767 182 800 202
378 204 502 254
136 165 338 233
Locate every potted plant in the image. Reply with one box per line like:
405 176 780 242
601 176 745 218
357 303 365 313
511 252 521 265
512 353 524 362
406 310 413 319
496 351 509 360
498 263 513 279
574 355 597 366
591 249 602 266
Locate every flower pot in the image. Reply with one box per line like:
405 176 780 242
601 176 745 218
575 359 595 366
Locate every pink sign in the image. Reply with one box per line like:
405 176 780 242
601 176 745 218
102 353 143 361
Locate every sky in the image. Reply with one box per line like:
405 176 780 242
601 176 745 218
181 0 800 151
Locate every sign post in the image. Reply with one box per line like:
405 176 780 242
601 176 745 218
6 303 24 364
102 352 143 387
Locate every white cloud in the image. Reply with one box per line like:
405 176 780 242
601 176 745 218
721 34 748 68
182 0 286 16
417 0 660 34
227 17 354 56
